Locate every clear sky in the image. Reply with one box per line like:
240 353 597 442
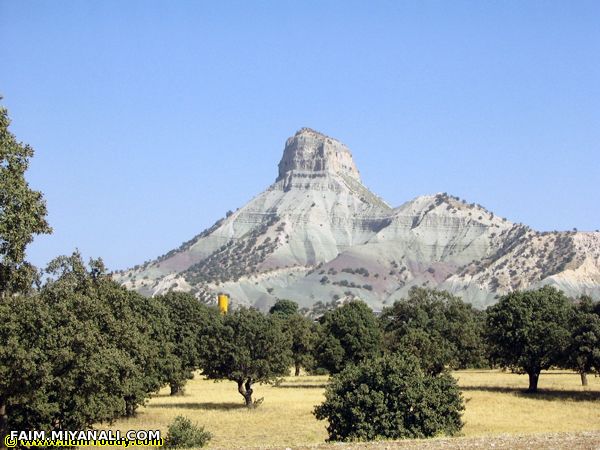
1 1 599 272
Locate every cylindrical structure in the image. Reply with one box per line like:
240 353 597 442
217 293 229 315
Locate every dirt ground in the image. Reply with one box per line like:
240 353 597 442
210 431 600 450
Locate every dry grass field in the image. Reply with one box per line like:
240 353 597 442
91 370 600 449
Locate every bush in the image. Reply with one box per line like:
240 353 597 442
164 416 212 448
313 354 463 442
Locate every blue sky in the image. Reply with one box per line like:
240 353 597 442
1 1 599 271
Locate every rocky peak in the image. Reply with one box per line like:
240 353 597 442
277 128 361 182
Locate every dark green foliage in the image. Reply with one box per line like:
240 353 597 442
164 416 212 448
0 103 52 295
1 252 177 435
269 298 299 317
45 253 176 418
156 292 220 395
202 307 292 407
0 294 54 436
486 286 573 392
380 287 487 375
340 267 369 277
314 300 382 374
269 299 316 375
564 295 600 385
314 354 464 442
287 314 317 376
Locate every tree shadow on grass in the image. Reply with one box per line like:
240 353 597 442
147 402 245 411
460 385 600 402
456 370 503 374
273 383 329 389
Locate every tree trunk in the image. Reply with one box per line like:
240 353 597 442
527 371 540 393
295 363 301 377
124 396 137 417
580 372 588 386
237 378 253 407
170 382 182 396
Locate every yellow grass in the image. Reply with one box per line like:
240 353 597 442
91 370 600 449
457 370 600 436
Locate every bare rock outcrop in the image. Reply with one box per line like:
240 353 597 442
277 128 361 182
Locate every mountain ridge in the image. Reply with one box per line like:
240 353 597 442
114 129 600 309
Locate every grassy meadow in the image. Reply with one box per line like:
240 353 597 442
93 370 600 449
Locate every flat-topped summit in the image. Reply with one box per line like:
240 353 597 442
277 128 361 182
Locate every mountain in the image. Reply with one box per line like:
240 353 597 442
113 128 600 310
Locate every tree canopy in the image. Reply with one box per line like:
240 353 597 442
564 295 600 386
1 252 179 435
156 291 220 395
486 286 573 392
0 103 52 295
201 307 292 407
313 300 382 374
380 287 486 374
269 300 316 376
268 298 299 317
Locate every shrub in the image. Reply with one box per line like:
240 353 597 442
314 354 463 442
164 416 212 448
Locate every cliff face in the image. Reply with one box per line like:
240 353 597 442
277 128 361 182
114 129 600 310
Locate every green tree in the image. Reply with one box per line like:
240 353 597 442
269 299 316 376
380 287 487 375
108 287 176 417
201 307 292 407
565 296 600 386
2 255 146 434
0 294 54 440
268 298 299 317
486 286 573 392
0 102 52 441
1 251 178 435
287 314 317 376
313 300 382 374
42 252 176 417
157 292 220 395
0 103 51 295
314 354 464 442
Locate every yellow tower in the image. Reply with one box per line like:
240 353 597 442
217 293 229 314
